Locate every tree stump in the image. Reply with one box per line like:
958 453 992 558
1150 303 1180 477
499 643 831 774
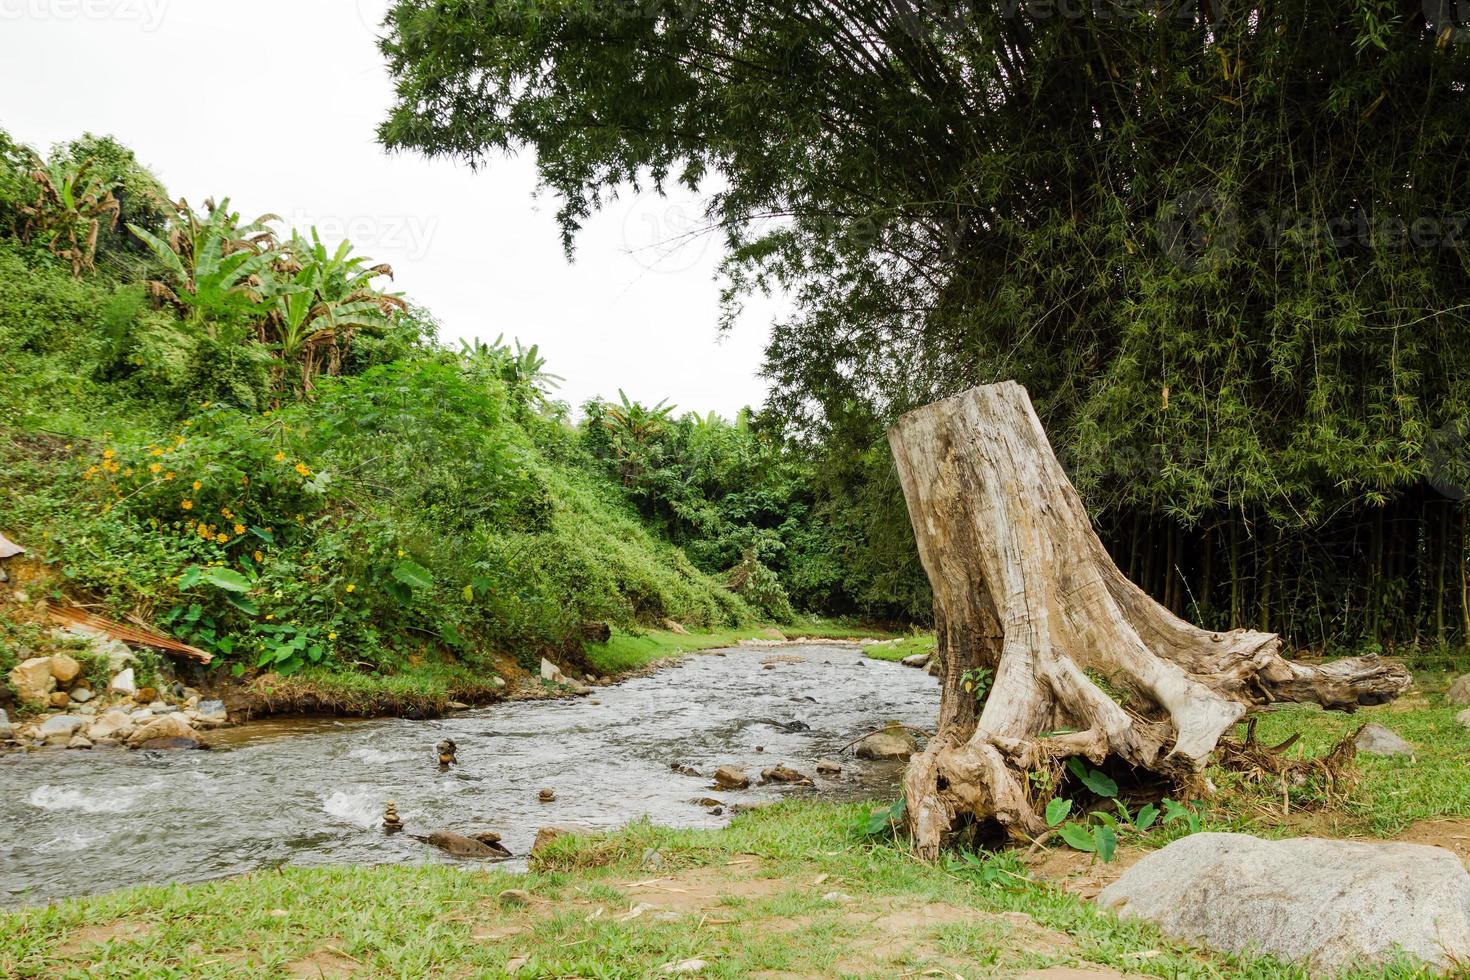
888 382 1411 859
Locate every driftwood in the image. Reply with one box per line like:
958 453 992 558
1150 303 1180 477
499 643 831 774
887 382 1411 859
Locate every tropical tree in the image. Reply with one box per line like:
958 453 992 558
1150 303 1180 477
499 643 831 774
17 151 120 277
266 229 407 389
127 198 281 336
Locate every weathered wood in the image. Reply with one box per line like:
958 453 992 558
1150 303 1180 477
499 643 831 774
888 382 1411 860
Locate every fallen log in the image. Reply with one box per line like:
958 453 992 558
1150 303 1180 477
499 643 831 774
887 382 1410 859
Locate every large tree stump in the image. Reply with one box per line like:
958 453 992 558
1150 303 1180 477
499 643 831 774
888 382 1411 859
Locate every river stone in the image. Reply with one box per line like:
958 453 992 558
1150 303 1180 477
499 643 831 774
539 658 567 683
69 686 93 704
126 714 200 749
48 654 82 685
1354 723 1413 756
1448 674 1470 706
760 763 813 785
1097 832 1470 974
67 735 92 750
195 700 227 724
0 709 13 740
855 728 917 760
87 710 135 741
109 668 137 696
900 652 932 668
38 715 86 739
1457 708 1470 731
815 758 843 774
9 657 57 707
48 691 70 709
713 766 751 790
415 831 507 858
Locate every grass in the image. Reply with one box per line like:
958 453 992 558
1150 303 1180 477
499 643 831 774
861 632 937 663
6 690 1465 978
583 618 899 675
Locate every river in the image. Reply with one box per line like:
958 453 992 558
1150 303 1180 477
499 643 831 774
0 643 938 906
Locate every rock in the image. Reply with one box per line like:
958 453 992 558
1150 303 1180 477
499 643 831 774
539 658 569 684
760 764 813 786
821 891 855 903
136 687 158 704
9 657 57 707
195 700 228 725
498 888 533 906
900 652 932 668
38 715 86 739
69 686 93 704
854 728 917 760
491 676 507 689
661 958 707 974
77 705 96 716
663 619 691 635
815 758 843 774
414 830 511 859
147 700 167 712
1448 673 1470 706
670 762 701 777
138 736 204 750
691 797 725 808
447 701 470 711
109 668 137 696
67 735 92 750
1456 708 1470 731
0 709 12 740
538 788 556 802
1097 832 1470 974
126 714 200 749
1354 723 1413 756
760 628 787 640
48 691 70 709
531 824 592 855
87 709 135 742
713 766 751 790
48 654 82 685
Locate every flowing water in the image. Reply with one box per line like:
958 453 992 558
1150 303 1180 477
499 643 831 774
0 644 938 906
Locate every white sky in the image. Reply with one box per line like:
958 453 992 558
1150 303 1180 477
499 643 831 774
0 0 779 417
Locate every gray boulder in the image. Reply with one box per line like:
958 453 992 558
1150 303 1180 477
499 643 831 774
1448 673 1470 706
900 652 932 668
37 715 87 739
1456 708 1470 731
854 727 917 760
1098 832 1470 974
1354 723 1413 756
0 708 12 740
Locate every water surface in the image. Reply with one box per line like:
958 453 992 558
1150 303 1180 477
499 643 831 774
1 644 937 905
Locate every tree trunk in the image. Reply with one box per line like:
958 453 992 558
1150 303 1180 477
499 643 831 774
888 383 1412 860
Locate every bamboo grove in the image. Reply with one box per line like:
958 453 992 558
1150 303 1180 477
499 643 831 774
376 0 1470 653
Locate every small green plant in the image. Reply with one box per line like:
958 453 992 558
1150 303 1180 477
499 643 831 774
1047 792 1203 863
959 666 993 702
857 797 906 838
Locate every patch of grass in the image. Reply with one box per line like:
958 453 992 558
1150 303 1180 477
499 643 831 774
4 798 1414 979
584 619 898 675
237 658 512 718
862 632 936 662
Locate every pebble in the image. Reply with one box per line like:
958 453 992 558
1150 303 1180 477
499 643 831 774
67 735 92 750
109 668 137 696
662 959 707 975
822 891 855 903
69 687 93 704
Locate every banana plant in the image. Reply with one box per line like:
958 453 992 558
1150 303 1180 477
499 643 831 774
128 198 282 337
265 228 406 388
17 151 120 277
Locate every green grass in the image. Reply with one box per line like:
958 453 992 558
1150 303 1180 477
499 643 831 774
584 619 899 675
861 632 937 662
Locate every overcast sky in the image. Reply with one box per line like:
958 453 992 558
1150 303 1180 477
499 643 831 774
0 0 779 417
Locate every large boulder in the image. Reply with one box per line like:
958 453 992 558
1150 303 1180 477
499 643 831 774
1448 673 1470 706
48 654 82 685
1098 832 1470 974
854 727 917 760
126 714 202 749
900 652 932 669
86 709 136 742
8 657 56 707
1354 723 1413 757
37 715 87 740
1456 708 1470 731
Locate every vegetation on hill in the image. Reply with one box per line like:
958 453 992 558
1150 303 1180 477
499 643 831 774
0 127 897 701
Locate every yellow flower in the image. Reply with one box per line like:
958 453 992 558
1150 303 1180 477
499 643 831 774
103 449 116 460
181 500 193 511
86 465 99 475
274 452 286 462
149 463 162 474
222 507 233 519
103 460 119 473
328 632 337 641
265 614 275 621
234 524 246 536
345 584 356 593
397 549 405 558
164 472 175 481
123 468 134 477
150 447 164 457
192 481 202 491
182 421 192 427
253 550 264 563
295 463 311 477
201 401 211 408
216 533 229 544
